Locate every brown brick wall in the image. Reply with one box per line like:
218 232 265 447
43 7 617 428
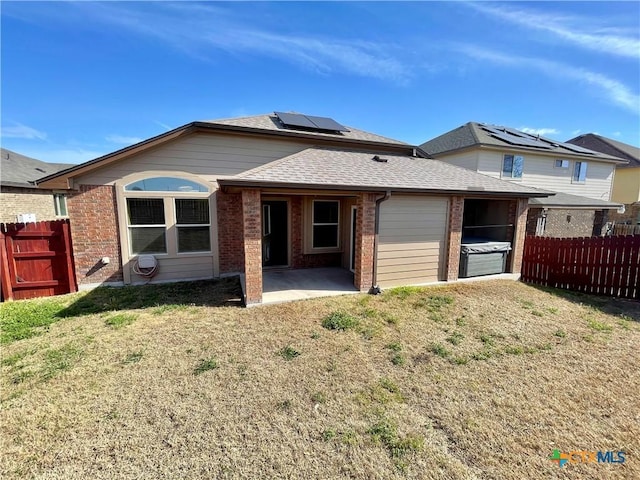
510 198 528 273
0 187 59 223
354 193 376 291
242 189 262 304
446 196 464 281
67 185 123 284
290 197 342 269
217 191 244 273
529 209 597 238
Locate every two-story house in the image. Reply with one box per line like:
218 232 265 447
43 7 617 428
566 133 640 226
420 123 626 238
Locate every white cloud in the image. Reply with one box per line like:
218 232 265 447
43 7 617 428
456 45 640 114
1 122 47 140
520 127 560 137
572 129 582 136
154 120 173 131
612 131 622 137
469 3 640 59
106 134 143 145
70 2 412 85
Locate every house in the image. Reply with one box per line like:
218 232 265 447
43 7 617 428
420 123 626 238
36 112 549 305
0 148 73 223
566 133 640 226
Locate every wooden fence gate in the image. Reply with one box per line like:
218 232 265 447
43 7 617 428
0 220 77 301
521 235 640 300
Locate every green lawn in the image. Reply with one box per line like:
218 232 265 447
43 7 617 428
1 279 638 479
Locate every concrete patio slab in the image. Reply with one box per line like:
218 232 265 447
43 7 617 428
262 267 359 305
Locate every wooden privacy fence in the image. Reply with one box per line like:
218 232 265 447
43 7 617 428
1 220 77 301
613 223 640 236
521 235 640 299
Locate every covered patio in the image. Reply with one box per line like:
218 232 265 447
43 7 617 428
261 267 359 305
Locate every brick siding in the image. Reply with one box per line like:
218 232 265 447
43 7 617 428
509 198 528 273
526 208 598 238
354 193 376 291
445 196 464 281
217 191 244 273
0 187 59 223
67 185 123 284
242 189 262 304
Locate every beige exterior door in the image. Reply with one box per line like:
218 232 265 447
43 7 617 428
377 196 448 287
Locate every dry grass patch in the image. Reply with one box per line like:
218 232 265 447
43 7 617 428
1 279 638 479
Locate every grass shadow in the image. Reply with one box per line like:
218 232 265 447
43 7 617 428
57 277 243 318
529 284 640 322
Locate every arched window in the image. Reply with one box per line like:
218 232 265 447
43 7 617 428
125 177 208 192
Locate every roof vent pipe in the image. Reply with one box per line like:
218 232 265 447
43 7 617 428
369 190 392 295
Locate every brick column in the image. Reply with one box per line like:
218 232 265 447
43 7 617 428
354 193 376 291
242 189 262 305
446 196 464 281
509 198 529 274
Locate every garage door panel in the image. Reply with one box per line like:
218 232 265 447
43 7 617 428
377 255 441 267
378 241 443 252
377 196 448 286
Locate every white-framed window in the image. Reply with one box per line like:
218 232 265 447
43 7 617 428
502 154 524 179
175 199 211 253
554 159 569 169
126 198 167 254
53 193 68 217
312 200 340 248
573 161 588 183
122 176 211 257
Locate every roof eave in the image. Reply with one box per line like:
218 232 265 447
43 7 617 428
429 142 627 164
218 179 551 198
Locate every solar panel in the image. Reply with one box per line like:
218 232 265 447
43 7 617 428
559 142 595 155
489 132 552 149
305 115 349 132
275 112 348 132
274 112 316 129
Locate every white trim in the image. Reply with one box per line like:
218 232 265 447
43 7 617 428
311 199 341 249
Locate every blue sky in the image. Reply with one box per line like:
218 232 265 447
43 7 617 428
1 1 639 164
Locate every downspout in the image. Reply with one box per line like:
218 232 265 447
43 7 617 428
369 190 392 294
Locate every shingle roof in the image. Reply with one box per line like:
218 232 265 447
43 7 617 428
566 134 640 168
203 113 409 146
1 148 73 188
529 191 622 209
221 147 551 197
420 122 626 163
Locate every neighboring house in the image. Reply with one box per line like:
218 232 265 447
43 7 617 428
566 133 640 226
0 148 73 223
420 123 626 238
37 112 548 305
